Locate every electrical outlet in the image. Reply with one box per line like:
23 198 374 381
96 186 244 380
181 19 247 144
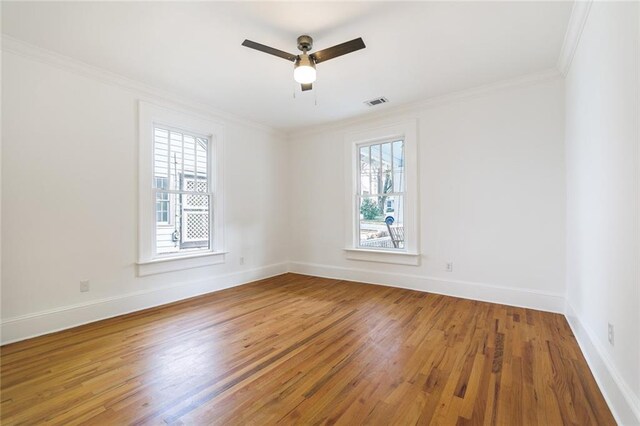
446 262 454 272
239 257 245 265
80 280 90 293
608 323 614 346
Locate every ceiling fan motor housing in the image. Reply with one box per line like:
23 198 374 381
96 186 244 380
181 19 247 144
297 35 313 52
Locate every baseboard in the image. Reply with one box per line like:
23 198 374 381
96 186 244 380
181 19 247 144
565 302 640 426
0 262 288 345
1 261 564 345
288 261 565 313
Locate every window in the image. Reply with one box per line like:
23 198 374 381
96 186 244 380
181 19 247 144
344 120 419 265
357 139 405 250
138 102 225 275
153 127 210 255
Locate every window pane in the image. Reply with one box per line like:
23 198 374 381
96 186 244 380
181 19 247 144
360 174 370 195
154 129 169 180
155 186 169 224
381 143 393 194
156 191 211 255
392 140 404 193
155 178 170 224
359 145 370 174
358 145 369 195
370 144 381 194
392 140 404 170
169 131 183 190
183 135 196 184
381 169 393 194
196 137 208 191
155 176 169 190
358 195 404 250
393 171 404 193
370 144 381 168
381 142 392 171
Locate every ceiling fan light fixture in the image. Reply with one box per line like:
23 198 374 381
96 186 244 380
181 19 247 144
294 53 316 84
242 36 365 90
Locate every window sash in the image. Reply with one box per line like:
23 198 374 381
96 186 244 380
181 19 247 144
355 195 407 251
154 126 209 192
152 191 215 257
357 142 404 195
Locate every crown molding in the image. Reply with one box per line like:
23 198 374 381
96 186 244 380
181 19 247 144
1 33 565 141
0 35 285 138
557 0 593 77
287 68 562 139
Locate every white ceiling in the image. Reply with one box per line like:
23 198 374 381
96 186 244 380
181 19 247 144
2 1 573 131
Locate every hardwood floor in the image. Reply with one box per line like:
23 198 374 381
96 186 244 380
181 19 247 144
1 273 614 425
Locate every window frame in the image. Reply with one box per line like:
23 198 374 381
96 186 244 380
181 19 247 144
138 101 225 275
344 120 420 265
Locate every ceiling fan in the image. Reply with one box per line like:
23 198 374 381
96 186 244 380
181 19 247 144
241 35 366 91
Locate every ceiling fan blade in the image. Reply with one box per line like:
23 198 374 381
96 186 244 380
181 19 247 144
310 38 366 64
301 83 313 91
241 39 297 62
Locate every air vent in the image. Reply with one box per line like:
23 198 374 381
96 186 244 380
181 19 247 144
364 97 389 107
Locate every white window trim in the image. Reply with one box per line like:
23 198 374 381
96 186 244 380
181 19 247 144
137 101 225 276
343 119 420 265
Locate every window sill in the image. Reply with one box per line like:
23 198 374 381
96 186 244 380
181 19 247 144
343 248 421 266
137 251 227 276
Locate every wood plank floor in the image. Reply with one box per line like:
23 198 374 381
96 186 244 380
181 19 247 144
1 273 615 425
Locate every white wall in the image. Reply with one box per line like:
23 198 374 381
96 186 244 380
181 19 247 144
288 77 566 312
2 7 638 422
564 2 640 424
1 50 289 343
